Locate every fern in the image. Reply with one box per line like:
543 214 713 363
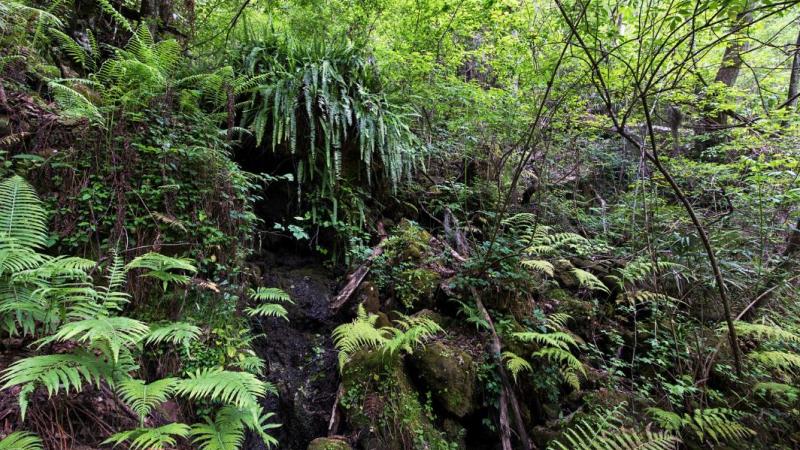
1 350 115 417
521 259 555 276
749 350 800 373
382 312 442 357
174 368 273 411
548 404 680 450
647 407 754 444
0 432 43 450
571 268 609 293
37 316 150 363
731 321 800 344
126 252 197 290
104 423 190 450
333 304 388 369
332 304 441 370
502 351 533 382
683 408 753 443
245 287 292 318
145 322 202 347
0 176 49 249
117 378 178 422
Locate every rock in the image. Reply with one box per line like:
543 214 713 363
553 259 578 288
409 341 478 418
340 351 452 450
307 436 352 450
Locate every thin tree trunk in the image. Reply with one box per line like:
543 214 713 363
787 25 800 110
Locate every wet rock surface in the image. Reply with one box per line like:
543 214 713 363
249 254 341 450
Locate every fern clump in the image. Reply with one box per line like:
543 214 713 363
333 304 441 370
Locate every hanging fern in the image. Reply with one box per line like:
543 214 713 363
241 37 418 205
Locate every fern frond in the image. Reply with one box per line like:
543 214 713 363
174 368 272 410
0 432 43 450
382 312 442 356
548 404 680 450
683 408 754 443
646 407 683 432
521 259 555 276
502 351 532 382
513 331 577 350
0 176 49 249
749 350 800 373
246 303 289 319
249 287 292 302
117 378 178 419
126 252 197 289
38 316 149 362
730 321 800 344
103 423 190 450
572 268 609 293
145 322 202 347
333 304 387 370
1 351 114 410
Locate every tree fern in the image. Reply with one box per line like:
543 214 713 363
104 423 190 450
0 432 43 450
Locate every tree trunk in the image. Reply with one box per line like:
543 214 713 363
787 25 800 110
694 9 752 155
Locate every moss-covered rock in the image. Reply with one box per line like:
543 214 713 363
340 351 454 450
308 437 352 450
409 341 478 418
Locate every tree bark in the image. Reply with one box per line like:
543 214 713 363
787 25 800 110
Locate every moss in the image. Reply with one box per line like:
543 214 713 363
340 351 454 450
381 220 432 262
307 437 352 450
395 267 440 309
409 341 478 418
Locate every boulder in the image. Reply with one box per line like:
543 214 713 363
307 437 352 450
409 341 478 418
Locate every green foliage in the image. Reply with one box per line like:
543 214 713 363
0 432 43 450
145 322 202 348
502 351 532 382
244 287 292 318
126 252 197 290
0 175 48 249
646 407 754 444
333 304 441 370
117 378 178 420
104 423 191 450
548 404 680 450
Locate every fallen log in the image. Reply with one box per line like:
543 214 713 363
330 221 387 312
